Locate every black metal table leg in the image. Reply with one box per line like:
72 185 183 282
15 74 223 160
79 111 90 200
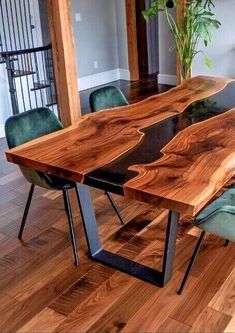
75 183 180 287
162 210 181 285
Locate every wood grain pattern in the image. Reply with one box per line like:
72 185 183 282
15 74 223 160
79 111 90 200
46 0 81 126
125 108 235 216
224 316 235 333
49 212 164 318
171 244 235 327
85 235 197 333
1 109 235 333
157 317 191 332
17 308 66 333
189 307 231 333
209 268 235 316
6 77 233 214
52 216 192 333
125 0 139 81
121 243 235 333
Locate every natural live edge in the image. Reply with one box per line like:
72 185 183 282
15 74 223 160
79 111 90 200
6 76 232 185
124 109 235 216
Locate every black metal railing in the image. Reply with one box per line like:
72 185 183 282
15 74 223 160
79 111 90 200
1 44 58 115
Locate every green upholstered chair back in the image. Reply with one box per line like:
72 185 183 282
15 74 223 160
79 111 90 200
89 86 128 112
4 108 72 190
5 107 63 149
195 187 235 241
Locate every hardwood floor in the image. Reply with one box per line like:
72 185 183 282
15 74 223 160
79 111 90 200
0 78 234 332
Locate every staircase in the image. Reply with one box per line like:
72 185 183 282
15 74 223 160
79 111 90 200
0 44 58 116
0 0 58 117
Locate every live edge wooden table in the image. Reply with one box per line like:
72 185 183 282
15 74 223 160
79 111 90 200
6 76 235 287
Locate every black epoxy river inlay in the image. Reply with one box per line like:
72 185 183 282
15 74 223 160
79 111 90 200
85 81 235 195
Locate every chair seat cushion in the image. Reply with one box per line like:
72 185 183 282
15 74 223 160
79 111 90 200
195 187 235 241
40 172 75 190
20 166 75 190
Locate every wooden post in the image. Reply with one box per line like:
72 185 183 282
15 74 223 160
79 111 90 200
126 0 139 81
47 0 81 127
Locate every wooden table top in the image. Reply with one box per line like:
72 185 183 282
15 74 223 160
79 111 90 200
6 76 235 216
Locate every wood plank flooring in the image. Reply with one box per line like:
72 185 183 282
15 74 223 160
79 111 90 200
0 77 234 332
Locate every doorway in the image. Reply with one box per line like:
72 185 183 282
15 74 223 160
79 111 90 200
135 0 159 79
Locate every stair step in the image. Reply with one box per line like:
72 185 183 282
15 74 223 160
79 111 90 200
31 82 51 91
13 70 36 78
46 96 57 107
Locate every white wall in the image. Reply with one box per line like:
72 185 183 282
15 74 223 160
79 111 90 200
192 0 235 78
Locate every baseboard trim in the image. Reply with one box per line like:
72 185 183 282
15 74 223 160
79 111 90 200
158 74 176 86
78 69 130 91
0 124 5 138
118 69 130 81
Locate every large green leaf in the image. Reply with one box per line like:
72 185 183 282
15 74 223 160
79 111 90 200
142 0 220 79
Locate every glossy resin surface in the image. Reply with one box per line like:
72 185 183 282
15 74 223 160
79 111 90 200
86 81 235 196
6 77 235 215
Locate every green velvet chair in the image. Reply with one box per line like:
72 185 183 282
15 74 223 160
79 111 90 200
89 85 128 112
89 86 129 225
5 107 79 266
178 187 235 294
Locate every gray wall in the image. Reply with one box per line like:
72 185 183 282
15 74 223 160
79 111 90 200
193 0 235 78
145 0 159 75
115 0 129 70
157 1 235 79
71 0 128 78
158 11 176 77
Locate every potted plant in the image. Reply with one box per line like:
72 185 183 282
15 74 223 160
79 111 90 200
143 0 221 82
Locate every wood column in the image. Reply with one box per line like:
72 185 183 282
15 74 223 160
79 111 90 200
47 0 81 127
126 0 139 81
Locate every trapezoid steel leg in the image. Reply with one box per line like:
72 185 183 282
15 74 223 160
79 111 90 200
75 183 179 287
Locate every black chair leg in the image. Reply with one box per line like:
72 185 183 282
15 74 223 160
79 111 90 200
224 239 229 247
105 191 125 225
62 189 79 266
178 230 206 295
18 184 35 240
